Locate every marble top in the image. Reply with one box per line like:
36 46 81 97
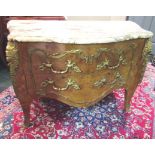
7 20 153 44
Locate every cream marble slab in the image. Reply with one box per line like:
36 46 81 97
7 20 153 44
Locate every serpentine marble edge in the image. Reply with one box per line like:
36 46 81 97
7 20 153 43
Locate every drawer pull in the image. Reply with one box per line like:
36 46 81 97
94 72 125 88
97 49 127 70
39 60 81 73
40 78 80 91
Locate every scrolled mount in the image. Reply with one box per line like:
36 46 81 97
6 41 19 85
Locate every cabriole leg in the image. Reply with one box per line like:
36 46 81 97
124 87 137 112
18 96 33 127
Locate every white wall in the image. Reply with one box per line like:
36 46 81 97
66 16 126 21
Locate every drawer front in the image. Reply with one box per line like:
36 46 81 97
26 39 144 107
